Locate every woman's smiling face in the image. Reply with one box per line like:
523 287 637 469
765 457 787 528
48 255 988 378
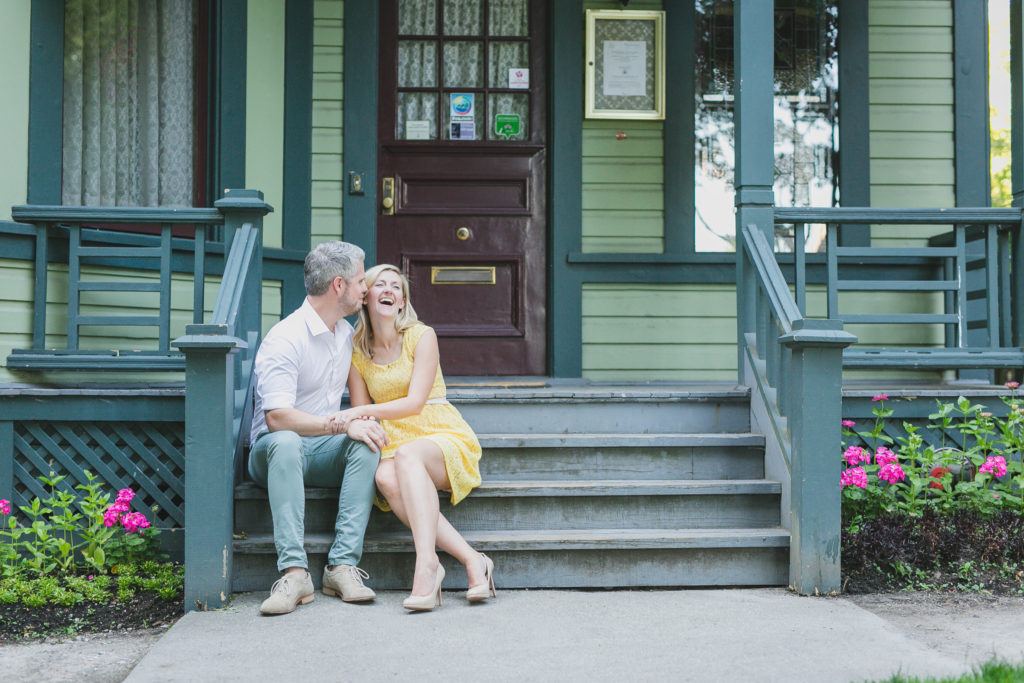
366 269 405 318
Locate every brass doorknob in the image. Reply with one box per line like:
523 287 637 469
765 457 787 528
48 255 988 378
382 197 394 210
456 227 470 240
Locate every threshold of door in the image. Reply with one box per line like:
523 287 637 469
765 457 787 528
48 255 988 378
446 376 549 388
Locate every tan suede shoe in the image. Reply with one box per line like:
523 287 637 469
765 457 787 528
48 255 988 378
259 570 314 615
322 564 376 602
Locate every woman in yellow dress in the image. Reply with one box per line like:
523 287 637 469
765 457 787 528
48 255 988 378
333 264 494 611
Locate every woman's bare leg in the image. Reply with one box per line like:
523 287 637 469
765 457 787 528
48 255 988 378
378 449 486 593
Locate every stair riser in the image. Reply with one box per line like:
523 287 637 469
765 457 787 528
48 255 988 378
235 494 781 534
232 547 788 592
478 446 765 480
454 401 750 434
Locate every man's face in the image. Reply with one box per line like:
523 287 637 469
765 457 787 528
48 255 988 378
337 260 367 316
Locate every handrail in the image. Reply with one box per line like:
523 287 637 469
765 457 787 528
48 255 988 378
743 225 802 335
11 205 223 224
775 206 1023 225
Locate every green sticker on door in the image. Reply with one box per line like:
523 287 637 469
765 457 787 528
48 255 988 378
494 114 521 139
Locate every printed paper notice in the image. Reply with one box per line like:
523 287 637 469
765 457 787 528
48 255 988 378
602 40 646 97
508 68 529 89
406 120 431 140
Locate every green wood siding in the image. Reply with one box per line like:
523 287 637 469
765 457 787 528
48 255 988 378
312 0 344 246
0 2 29 221
246 0 286 248
581 0 664 254
869 0 955 247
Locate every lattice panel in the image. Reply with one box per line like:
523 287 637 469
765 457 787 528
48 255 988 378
12 421 186 528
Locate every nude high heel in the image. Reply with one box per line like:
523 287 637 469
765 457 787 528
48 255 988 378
403 564 445 611
466 554 496 602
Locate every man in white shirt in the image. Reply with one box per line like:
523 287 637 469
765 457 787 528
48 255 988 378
248 241 388 615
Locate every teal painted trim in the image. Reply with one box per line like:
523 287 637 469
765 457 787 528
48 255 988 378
733 0 775 197
282 0 314 252
664 0 695 254
549 0 583 377
954 0 992 208
343 0 379 263
13 206 223 224
0 393 184 422
27 0 64 205
0 421 13 502
568 252 734 265
210 0 248 197
837 0 870 246
1013 1 1024 206
7 352 185 372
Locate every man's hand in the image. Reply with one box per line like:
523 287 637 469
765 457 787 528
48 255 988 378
346 417 389 453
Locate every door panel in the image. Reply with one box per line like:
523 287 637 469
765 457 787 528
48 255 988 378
378 0 546 375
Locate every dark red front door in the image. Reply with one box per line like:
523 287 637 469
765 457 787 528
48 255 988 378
378 0 546 375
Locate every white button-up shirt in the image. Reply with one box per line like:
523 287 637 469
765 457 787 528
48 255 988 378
250 298 354 444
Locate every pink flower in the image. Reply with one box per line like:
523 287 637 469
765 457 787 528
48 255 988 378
116 488 135 504
878 463 906 484
872 394 889 402
109 501 129 514
0 499 10 515
843 445 868 466
842 420 856 428
103 508 121 527
875 447 898 467
841 467 868 489
122 511 150 534
1006 381 1020 389
979 455 1008 478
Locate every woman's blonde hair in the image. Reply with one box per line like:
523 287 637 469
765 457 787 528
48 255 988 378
353 264 419 360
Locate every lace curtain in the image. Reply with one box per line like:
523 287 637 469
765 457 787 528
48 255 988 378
62 0 195 207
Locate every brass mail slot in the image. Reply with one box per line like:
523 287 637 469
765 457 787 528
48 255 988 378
431 266 496 285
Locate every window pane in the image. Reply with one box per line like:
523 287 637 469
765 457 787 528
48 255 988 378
444 41 483 87
399 0 437 34
398 41 438 87
488 41 529 88
62 0 196 207
489 0 528 36
444 0 483 35
443 91 482 140
397 92 439 140
488 94 528 140
694 0 838 253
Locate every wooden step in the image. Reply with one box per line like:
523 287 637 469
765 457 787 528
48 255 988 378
232 528 791 591
234 480 782 533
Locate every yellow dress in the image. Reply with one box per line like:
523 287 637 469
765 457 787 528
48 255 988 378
351 323 482 509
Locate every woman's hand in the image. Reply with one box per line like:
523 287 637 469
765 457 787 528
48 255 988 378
324 406 374 434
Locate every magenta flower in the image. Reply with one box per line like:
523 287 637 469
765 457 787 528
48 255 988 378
0 499 10 515
875 447 898 467
1006 381 1020 389
122 511 150 534
878 462 906 484
116 488 135 504
843 445 868 466
872 394 889 402
842 420 856 428
841 467 868 489
103 508 121 528
979 455 1008 478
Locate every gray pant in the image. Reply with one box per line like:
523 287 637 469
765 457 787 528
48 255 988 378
248 431 380 572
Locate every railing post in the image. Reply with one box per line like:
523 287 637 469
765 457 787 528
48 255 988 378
779 319 856 595
214 188 273 253
172 326 247 611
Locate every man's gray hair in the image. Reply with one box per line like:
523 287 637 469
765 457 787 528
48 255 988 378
304 241 366 296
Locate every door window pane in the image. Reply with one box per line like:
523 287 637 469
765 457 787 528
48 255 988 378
398 41 438 87
443 92 482 140
397 92 439 140
444 0 483 35
488 41 529 88
488 94 528 140
399 0 437 35
489 0 528 36
444 41 483 87
694 0 838 253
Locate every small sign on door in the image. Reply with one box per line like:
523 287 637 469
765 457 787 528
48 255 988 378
508 68 529 89
450 93 476 140
494 114 521 139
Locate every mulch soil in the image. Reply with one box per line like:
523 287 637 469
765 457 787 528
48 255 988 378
0 591 182 642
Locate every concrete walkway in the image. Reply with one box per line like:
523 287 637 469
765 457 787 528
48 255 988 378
123 588 1023 682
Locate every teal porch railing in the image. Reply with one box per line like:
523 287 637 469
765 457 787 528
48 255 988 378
774 207 1024 369
738 223 856 594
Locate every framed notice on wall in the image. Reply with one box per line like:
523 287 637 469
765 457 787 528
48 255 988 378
585 9 665 120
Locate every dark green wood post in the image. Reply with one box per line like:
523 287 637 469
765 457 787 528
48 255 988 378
734 0 776 382
0 420 13 503
173 329 246 610
215 188 273 253
1011 0 1024 346
779 320 856 594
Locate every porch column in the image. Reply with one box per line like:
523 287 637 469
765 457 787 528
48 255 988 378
1011 1 1024 346
734 0 776 382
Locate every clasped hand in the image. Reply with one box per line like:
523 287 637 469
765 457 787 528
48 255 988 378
325 409 389 453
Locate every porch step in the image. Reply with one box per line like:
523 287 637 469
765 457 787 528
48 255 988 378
234 479 782 534
231 528 790 590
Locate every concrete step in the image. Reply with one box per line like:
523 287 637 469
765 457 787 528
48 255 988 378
234 480 782 534
231 527 791 591
446 385 750 434
476 433 766 480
